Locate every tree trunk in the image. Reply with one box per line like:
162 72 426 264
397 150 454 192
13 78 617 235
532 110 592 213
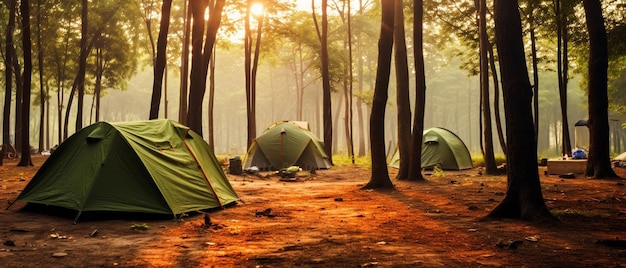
556 0 572 157
407 0 426 181
95 47 103 122
36 0 45 153
187 0 225 135
528 3 540 145
489 43 507 155
347 0 355 163
1 0 17 165
245 1 253 148
321 0 334 165
18 0 33 167
208 48 216 146
488 0 554 221
332 92 343 155
13 35 23 154
394 0 412 180
75 0 88 132
356 34 366 157
582 0 619 179
250 8 264 148
149 0 172 120
188 0 207 133
179 0 190 124
363 0 394 190
478 0 498 174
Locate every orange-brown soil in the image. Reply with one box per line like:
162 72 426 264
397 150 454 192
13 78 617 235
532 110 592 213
1 155 625 267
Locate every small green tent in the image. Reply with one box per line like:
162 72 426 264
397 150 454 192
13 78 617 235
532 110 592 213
389 127 473 170
16 119 239 220
243 121 331 170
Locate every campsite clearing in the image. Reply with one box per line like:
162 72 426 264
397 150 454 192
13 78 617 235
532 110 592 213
1 155 625 267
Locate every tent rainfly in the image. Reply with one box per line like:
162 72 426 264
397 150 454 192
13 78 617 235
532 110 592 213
243 121 331 171
14 119 239 221
389 127 473 170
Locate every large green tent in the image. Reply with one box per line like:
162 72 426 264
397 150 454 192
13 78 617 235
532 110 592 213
243 121 331 171
16 119 239 220
389 127 473 170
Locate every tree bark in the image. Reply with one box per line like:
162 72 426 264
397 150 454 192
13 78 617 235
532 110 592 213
582 0 619 179
394 0 412 180
149 0 173 120
488 0 554 221
363 0 394 190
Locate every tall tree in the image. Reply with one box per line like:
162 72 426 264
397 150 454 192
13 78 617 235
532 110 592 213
394 0 412 181
346 0 355 163
478 0 497 174
321 0 333 165
18 0 33 166
187 0 225 135
313 0 334 165
407 0 427 181
555 0 573 157
75 0 88 131
1 0 17 165
582 0 619 179
487 0 554 220
363 0 394 189
179 0 190 124
36 0 46 152
244 0 264 148
149 0 172 119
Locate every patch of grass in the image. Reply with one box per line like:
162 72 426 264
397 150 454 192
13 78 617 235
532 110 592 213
432 165 445 177
550 209 592 217
130 223 149 230
332 155 371 167
215 155 231 165
471 154 507 167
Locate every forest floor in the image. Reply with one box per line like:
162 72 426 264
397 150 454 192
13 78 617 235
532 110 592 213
0 155 625 267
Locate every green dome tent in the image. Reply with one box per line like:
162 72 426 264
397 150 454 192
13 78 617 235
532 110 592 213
389 127 473 170
15 119 239 221
243 121 331 171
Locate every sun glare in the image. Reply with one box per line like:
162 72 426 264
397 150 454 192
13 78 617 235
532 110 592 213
250 3 264 17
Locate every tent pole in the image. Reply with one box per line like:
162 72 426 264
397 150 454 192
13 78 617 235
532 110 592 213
181 129 223 207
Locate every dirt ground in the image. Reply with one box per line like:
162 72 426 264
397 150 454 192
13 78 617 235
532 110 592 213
1 155 625 267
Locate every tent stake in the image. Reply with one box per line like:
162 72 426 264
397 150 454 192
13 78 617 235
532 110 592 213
73 211 82 224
